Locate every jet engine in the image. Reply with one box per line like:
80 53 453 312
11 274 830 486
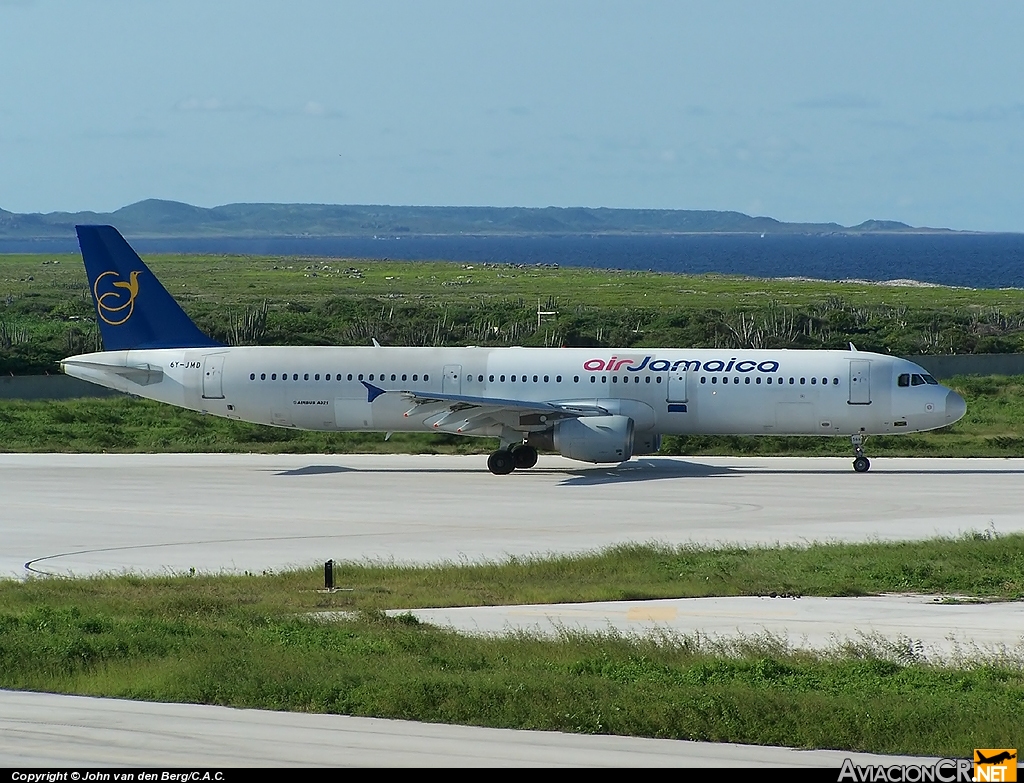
531 415 635 463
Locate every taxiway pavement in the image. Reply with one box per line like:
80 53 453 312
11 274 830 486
392 594 1024 661
0 690 940 767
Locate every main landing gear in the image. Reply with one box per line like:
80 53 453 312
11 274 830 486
851 434 870 473
487 443 538 475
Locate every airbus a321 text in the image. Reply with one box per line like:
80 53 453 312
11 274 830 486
62 226 967 474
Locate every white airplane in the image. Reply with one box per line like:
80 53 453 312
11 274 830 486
62 226 967 474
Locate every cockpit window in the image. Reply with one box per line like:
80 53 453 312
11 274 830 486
922 374 938 385
911 374 926 386
898 373 910 387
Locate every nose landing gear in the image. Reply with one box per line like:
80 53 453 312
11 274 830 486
851 434 870 473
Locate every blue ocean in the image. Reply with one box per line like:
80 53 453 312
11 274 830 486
4 232 1024 289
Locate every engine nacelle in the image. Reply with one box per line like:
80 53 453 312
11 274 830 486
546 415 635 463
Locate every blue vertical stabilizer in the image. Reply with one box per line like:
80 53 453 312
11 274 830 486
76 225 222 351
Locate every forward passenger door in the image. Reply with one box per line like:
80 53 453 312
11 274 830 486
849 360 872 405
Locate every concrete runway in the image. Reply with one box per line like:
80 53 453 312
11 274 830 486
3 453 1022 765
4 453 1024 578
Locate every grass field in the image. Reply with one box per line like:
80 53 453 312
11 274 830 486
6 250 1024 310
1 537 1021 756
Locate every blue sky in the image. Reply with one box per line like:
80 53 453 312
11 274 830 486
1 1 1022 230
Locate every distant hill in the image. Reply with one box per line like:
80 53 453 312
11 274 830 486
0 199 939 239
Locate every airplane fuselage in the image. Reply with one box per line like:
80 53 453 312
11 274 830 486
62 345 963 441
64 225 969 473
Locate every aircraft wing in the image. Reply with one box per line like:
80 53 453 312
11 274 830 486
361 381 607 433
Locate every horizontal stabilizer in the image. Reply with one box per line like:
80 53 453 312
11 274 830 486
62 358 164 386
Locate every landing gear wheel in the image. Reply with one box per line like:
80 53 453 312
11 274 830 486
487 450 516 475
850 434 870 473
511 444 538 469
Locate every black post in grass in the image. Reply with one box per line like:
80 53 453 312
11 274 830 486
324 559 334 591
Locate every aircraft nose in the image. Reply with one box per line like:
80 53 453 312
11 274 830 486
944 389 967 423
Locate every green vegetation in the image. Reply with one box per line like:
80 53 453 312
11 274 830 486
1 374 1021 455
4 251 1024 375
2 537 1022 756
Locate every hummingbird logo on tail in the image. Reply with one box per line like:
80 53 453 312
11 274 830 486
94 270 143 326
